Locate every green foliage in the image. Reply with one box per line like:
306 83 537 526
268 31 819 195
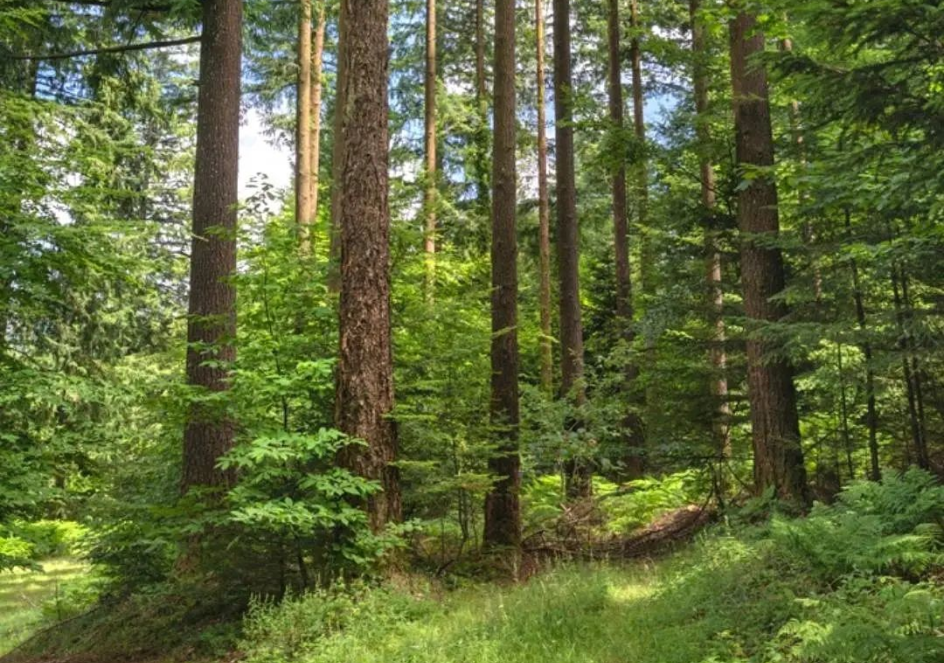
8 520 87 559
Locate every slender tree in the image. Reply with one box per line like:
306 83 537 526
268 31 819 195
483 0 520 550
690 0 730 460
729 10 808 503
309 0 326 223
335 0 401 530
423 0 437 288
296 0 313 253
181 0 242 494
327 0 346 293
553 0 589 498
473 0 489 212
609 0 644 477
535 0 552 393
630 0 651 297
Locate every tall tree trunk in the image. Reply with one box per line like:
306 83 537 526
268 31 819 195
609 0 644 478
474 0 489 212
484 0 521 550
630 0 651 296
844 210 880 480
309 1 326 225
327 1 346 294
182 0 242 494
690 0 731 461
553 0 590 498
424 0 437 290
729 11 808 504
891 266 929 469
296 0 313 253
335 0 400 531
535 0 553 393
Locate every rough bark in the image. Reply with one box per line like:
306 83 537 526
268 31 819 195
690 0 731 460
424 0 437 288
609 0 645 478
484 0 521 550
182 0 242 494
309 1 326 225
536 0 553 393
334 0 401 531
553 0 590 498
327 0 346 294
296 0 313 253
729 11 809 504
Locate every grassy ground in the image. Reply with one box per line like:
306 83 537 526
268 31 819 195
0 558 88 656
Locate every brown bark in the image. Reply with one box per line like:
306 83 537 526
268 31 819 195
536 0 553 394
181 0 242 494
296 0 313 253
690 0 731 460
630 0 651 296
609 0 645 478
484 0 521 550
553 0 590 498
891 266 929 469
424 0 437 288
729 11 808 504
334 0 400 531
309 1 326 225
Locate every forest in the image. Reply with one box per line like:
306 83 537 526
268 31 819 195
0 0 942 661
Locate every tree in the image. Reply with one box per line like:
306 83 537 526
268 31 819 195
729 10 808 503
553 0 589 498
630 0 651 297
689 0 730 461
181 0 242 494
335 0 400 531
423 0 437 288
309 0 326 222
535 0 553 393
296 0 313 253
608 0 644 478
483 0 520 550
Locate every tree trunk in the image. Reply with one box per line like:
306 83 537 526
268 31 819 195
182 0 242 494
535 0 553 394
296 0 313 253
553 0 590 498
424 0 437 290
844 210 880 480
483 0 521 550
690 0 731 461
309 1 326 226
630 0 651 297
334 0 400 531
327 1 346 294
609 0 645 478
729 11 808 504
474 0 489 212
891 266 929 469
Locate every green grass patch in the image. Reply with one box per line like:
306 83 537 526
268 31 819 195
0 557 89 656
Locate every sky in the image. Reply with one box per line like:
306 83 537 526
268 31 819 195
238 109 293 202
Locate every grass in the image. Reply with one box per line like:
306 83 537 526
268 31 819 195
0 558 88 656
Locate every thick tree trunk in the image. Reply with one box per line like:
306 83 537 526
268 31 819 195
553 0 590 498
690 0 731 461
296 0 313 253
630 0 651 297
729 11 809 504
309 1 326 225
609 0 645 478
334 0 400 531
424 0 437 289
535 0 553 393
182 0 242 494
483 0 521 550
474 0 489 212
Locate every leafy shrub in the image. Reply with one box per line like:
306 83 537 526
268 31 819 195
41 572 102 622
11 520 88 558
0 532 35 571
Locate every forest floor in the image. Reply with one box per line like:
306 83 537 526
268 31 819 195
0 559 88 657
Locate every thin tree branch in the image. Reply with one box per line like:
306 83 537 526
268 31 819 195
6 35 200 61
